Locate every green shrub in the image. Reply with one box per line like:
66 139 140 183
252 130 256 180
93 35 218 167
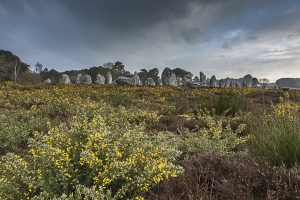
0 103 182 199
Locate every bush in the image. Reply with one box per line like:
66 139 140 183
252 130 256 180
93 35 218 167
0 103 182 199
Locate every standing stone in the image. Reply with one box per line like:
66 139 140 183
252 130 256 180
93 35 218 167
161 67 177 86
219 79 226 88
95 74 105 84
157 78 163 86
145 77 155 86
225 77 231 88
200 71 206 82
106 72 112 84
83 75 92 84
59 74 71 84
210 75 218 87
44 78 51 83
235 82 241 87
242 74 253 87
183 72 193 86
229 80 235 88
76 74 83 84
252 78 259 87
131 71 141 85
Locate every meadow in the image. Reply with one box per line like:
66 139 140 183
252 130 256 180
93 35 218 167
1 81 300 199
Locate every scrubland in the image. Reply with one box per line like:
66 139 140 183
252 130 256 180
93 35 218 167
1 81 300 199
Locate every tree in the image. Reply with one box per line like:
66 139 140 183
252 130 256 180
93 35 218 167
103 62 114 69
259 78 270 84
35 62 43 82
12 60 21 82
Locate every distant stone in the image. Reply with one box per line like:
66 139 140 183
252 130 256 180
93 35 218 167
115 76 132 85
210 75 218 87
161 67 177 86
187 81 208 88
253 78 259 87
44 78 51 83
76 74 83 84
106 72 112 84
145 77 156 86
229 80 235 88
225 77 231 88
242 74 253 87
131 71 141 85
235 82 241 87
200 72 206 82
157 78 163 86
95 74 105 84
59 74 71 84
219 79 226 88
183 72 193 86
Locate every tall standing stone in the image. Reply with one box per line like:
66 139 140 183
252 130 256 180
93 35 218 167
95 74 105 84
242 74 253 87
219 79 226 88
59 74 71 84
106 72 112 84
225 77 231 88
229 80 235 88
157 78 163 86
210 75 217 87
200 71 206 82
183 72 193 86
76 74 83 84
131 71 141 85
83 75 92 84
252 78 259 87
161 67 177 86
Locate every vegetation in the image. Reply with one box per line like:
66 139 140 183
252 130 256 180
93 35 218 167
1 82 300 199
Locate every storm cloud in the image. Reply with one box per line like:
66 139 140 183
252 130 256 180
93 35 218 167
1 0 300 82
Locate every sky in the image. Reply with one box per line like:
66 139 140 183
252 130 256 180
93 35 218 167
1 0 300 82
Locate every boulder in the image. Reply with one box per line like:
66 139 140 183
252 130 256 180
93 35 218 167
59 74 71 84
229 80 235 88
44 78 51 83
183 72 193 86
95 74 105 84
253 78 259 87
145 77 156 86
76 74 83 84
225 77 231 88
187 81 208 88
157 78 163 86
235 82 241 87
200 71 206 82
219 79 226 88
210 75 218 87
242 74 253 87
131 71 141 85
106 72 112 84
161 67 177 86
115 76 132 85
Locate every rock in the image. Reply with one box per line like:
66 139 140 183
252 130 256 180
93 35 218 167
252 78 259 87
219 79 226 88
229 80 235 88
115 76 132 85
44 78 51 83
187 81 208 88
131 71 141 85
210 75 218 87
59 74 71 84
242 74 253 87
76 74 92 84
95 74 105 84
235 82 241 87
76 74 83 84
145 77 156 86
83 75 92 84
200 72 206 82
157 78 163 86
225 77 231 88
106 72 112 84
183 72 193 86
161 67 177 86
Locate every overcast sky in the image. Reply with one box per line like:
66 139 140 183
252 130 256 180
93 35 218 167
1 0 300 82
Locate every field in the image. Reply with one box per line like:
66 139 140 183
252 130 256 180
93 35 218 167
1 81 300 199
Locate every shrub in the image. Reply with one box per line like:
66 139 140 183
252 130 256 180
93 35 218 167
0 103 182 199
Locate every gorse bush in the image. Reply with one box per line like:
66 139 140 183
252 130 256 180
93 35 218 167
0 103 182 199
249 92 300 167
